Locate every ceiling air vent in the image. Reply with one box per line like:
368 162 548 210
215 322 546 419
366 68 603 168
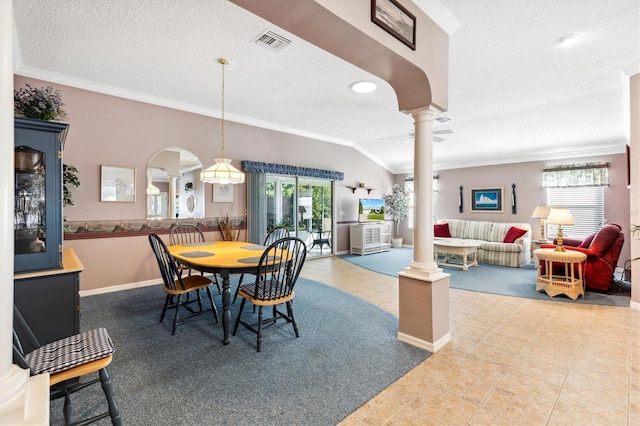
435 115 451 123
253 30 292 52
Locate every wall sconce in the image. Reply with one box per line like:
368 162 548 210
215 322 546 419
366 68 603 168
432 176 438 191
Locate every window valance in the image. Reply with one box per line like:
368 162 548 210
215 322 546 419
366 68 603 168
241 160 344 181
542 162 609 188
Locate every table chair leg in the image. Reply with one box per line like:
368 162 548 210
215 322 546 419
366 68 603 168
205 287 219 323
99 367 123 426
172 294 182 335
257 306 263 352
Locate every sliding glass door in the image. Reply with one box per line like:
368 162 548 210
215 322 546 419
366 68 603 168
265 175 333 257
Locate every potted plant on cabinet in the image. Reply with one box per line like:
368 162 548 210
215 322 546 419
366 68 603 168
384 184 410 248
15 84 79 231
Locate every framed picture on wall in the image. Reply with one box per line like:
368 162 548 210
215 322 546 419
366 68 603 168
100 165 136 202
371 0 416 50
470 187 503 212
213 183 234 203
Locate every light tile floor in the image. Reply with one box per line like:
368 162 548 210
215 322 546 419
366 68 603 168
299 256 639 426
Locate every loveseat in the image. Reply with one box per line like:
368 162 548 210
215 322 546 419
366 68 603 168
540 223 624 292
435 219 532 267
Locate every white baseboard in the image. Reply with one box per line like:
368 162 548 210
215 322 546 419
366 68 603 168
79 278 162 297
79 272 219 297
397 331 451 353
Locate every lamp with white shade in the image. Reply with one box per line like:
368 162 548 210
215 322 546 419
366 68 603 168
546 208 574 252
531 205 550 241
200 58 245 185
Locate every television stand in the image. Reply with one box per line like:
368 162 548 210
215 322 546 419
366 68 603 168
350 223 391 255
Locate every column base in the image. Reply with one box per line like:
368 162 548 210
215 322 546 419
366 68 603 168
401 261 449 281
398 272 450 352
0 365 49 425
398 331 451 352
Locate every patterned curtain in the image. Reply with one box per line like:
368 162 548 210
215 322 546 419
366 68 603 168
242 160 344 181
542 162 608 188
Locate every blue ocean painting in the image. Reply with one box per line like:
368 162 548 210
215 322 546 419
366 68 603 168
475 192 497 207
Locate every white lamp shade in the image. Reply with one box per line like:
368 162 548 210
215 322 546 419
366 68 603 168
200 158 245 184
531 205 550 219
546 208 574 225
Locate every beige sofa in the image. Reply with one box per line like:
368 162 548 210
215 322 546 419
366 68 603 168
435 219 531 267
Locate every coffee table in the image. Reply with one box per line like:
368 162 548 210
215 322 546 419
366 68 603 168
434 238 483 270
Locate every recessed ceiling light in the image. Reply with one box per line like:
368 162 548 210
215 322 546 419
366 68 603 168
350 81 377 93
556 34 578 47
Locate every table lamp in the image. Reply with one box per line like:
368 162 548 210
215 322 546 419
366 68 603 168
546 208 574 252
530 205 550 241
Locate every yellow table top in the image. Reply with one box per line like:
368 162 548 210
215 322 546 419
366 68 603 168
168 241 268 270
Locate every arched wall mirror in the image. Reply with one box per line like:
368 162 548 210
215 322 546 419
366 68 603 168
147 148 204 219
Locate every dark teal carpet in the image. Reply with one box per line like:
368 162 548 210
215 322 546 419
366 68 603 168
340 248 631 307
51 277 430 425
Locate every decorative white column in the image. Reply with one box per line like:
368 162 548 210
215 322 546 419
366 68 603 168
401 107 447 281
168 176 178 219
397 106 451 353
0 1 50 423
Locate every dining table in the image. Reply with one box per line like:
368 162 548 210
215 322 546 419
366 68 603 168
167 240 267 345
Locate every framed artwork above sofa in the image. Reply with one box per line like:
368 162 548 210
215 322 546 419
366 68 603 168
470 187 503 213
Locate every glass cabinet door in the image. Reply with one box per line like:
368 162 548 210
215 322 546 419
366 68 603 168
15 146 47 254
14 118 68 273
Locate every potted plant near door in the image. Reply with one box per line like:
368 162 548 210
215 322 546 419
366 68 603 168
384 184 410 248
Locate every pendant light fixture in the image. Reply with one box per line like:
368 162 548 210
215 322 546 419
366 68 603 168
200 58 245 185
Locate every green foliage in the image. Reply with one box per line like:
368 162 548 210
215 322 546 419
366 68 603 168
14 84 67 121
63 164 80 207
383 184 410 235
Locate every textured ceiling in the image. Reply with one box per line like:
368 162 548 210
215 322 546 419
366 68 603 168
12 0 640 173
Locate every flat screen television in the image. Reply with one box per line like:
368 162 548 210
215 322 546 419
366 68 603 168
358 198 385 223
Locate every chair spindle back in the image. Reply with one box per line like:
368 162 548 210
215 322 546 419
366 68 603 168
149 233 185 292
170 224 205 245
254 237 307 302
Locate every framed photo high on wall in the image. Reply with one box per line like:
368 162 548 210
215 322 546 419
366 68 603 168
371 0 416 50
470 187 503 213
212 183 234 203
100 165 136 202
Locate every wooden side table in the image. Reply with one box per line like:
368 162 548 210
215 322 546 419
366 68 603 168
533 248 587 300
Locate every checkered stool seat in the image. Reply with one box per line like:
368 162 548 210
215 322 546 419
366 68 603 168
25 328 114 376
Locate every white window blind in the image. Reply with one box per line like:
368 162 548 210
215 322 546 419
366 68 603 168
546 187 603 240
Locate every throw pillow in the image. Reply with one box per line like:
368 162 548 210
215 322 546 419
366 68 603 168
434 223 451 238
579 233 596 248
503 226 527 243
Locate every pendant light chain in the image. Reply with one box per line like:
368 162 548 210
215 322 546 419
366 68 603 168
219 57 227 158
199 57 244 184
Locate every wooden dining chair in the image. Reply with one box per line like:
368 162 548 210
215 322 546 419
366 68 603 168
233 236 307 352
12 305 123 426
149 233 219 335
232 225 290 303
169 223 221 293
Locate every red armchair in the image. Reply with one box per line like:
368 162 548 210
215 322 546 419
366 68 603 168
541 223 624 292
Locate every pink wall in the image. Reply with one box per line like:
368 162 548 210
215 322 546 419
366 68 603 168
14 75 632 290
629 72 639 306
419 154 631 267
15 75 394 290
